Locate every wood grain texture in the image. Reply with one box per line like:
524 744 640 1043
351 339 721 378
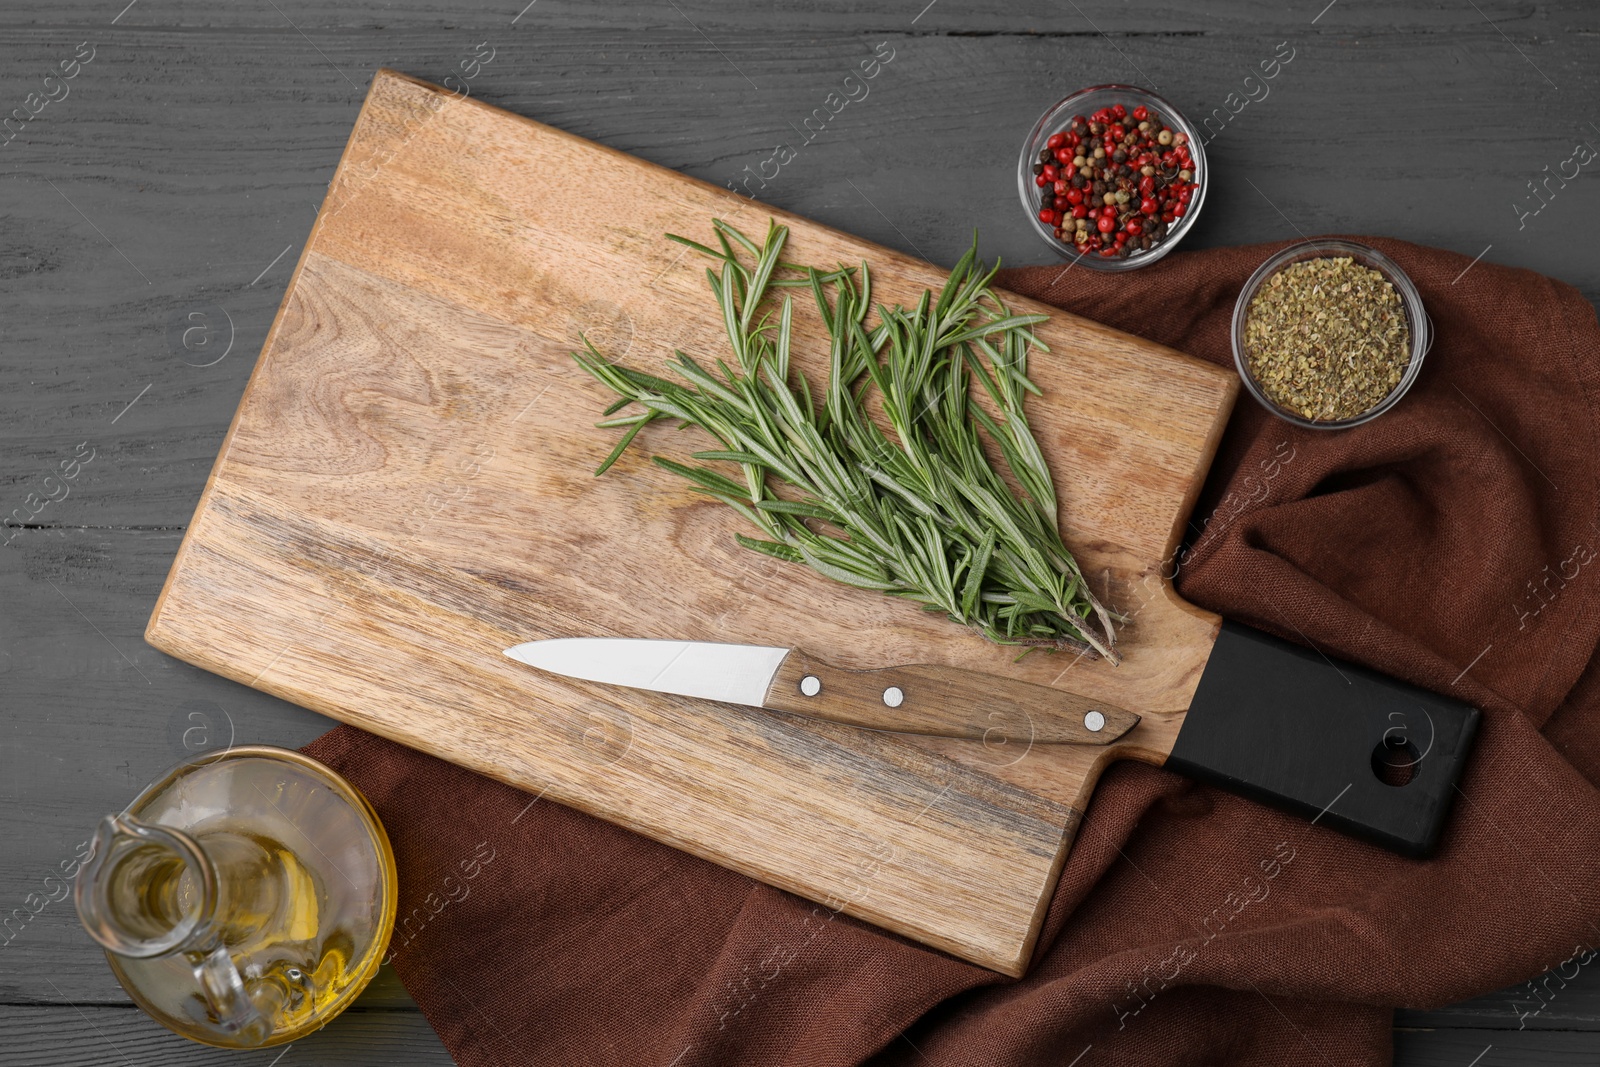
141 68 1235 976
765 649 1143 744
5 0 1599 1061
0 1004 453 1066
1390 1028 1600 1067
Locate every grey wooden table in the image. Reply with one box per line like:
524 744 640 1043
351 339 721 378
3 2 1598 1064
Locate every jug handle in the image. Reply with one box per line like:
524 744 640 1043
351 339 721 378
192 943 274 1046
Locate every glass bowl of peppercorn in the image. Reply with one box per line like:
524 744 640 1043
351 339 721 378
1017 84 1205 269
1231 239 1433 429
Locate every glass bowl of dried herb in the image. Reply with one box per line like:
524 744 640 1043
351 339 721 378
1231 239 1433 429
1017 84 1206 270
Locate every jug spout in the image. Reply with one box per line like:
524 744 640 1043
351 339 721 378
74 813 275 1046
76 813 216 959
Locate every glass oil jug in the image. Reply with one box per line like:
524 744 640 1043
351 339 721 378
75 745 397 1048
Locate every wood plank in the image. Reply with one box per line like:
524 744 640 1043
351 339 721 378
7 1009 1600 1067
1392 1026 1600 1067
8 0 1597 33
0 1004 451 1066
11 1008 1600 1067
1398 950 1600 1032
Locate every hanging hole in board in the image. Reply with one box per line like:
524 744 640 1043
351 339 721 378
1371 735 1420 787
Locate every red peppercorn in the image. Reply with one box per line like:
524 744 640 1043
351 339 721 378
1035 174 1049 188
1039 208 1054 223
1037 105 1198 260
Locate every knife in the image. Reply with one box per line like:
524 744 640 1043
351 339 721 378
503 638 1141 745
507 626 1482 857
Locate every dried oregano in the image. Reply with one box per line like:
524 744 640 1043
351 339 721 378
1243 256 1410 421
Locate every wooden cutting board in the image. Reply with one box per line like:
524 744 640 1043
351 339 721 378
146 69 1238 976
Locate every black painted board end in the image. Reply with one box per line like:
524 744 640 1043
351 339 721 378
1166 620 1480 857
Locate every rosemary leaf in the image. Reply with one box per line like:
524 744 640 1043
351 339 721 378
593 416 655 476
735 533 804 563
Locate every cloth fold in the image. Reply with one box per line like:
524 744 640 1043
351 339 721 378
305 236 1600 1067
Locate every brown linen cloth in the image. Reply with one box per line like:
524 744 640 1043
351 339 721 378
304 236 1600 1066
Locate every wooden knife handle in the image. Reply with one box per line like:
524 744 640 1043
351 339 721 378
764 648 1140 746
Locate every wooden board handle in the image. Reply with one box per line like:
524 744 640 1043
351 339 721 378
765 648 1140 746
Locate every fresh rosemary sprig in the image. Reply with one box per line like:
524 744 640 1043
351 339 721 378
573 219 1120 660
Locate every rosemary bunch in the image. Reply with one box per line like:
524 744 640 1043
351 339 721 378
573 219 1120 660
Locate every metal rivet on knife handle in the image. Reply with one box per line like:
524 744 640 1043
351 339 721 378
799 675 822 697
883 687 905 708
1084 710 1106 733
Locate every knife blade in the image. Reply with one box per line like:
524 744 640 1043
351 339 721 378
504 637 1140 746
